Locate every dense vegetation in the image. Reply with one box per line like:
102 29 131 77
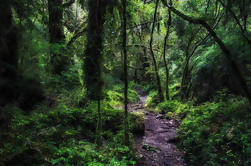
0 0 250 165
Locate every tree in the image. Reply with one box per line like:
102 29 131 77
163 7 172 100
217 0 250 45
180 8 224 99
150 0 164 102
161 0 251 104
48 0 75 75
0 1 18 106
122 0 129 146
83 0 107 145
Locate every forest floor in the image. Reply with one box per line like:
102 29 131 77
130 90 186 166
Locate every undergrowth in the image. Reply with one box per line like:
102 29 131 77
178 97 251 166
0 80 141 165
146 87 250 165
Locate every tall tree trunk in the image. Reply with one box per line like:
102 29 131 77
142 48 150 80
163 8 172 100
95 99 102 145
48 0 67 75
150 0 164 102
161 0 251 104
122 0 129 146
181 56 191 99
0 1 18 106
84 0 107 145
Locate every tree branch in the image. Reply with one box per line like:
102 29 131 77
161 0 251 104
189 5 224 59
127 44 160 52
67 27 87 47
217 0 251 44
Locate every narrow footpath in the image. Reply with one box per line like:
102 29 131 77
130 90 186 166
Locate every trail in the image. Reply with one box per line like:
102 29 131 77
130 90 186 166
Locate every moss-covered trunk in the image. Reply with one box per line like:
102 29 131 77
84 0 107 145
48 0 67 75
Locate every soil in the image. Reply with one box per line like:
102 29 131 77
130 90 186 166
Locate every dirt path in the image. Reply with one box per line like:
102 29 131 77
130 90 186 166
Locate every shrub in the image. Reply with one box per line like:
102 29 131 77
145 90 159 108
1 101 137 165
178 97 251 166
128 81 143 90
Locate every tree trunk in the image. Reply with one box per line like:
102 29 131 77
150 0 164 102
122 0 129 146
163 8 171 100
134 68 138 83
95 99 102 145
141 46 150 81
0 2 18 106
161 0 251 104
48 0 67 75
84 0 107 145
181 56 191 99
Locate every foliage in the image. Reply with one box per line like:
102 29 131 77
0 96 139 165
178 96 251 166
104 84 139 108
51 139 134 165
1 0 251 165
145 90 159 108
0 82 141 164
128 81 144 90
156 100 190 119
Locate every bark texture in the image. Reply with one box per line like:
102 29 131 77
84 0 107 145
122 0 129 146
150 0 164 102
48 0 67 74
163 8 172 100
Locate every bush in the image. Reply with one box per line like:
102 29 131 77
169 83 181 100
129 112 145 134
51 139 135 166
128 81 143 90
156 100 191 121
104 84 139 108
157 100 180 113
142 84 154 93
128 89 139 103
0 83 140 165
178 97 251 166
145 90 159 108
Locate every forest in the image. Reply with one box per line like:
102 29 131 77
0 0 250 165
